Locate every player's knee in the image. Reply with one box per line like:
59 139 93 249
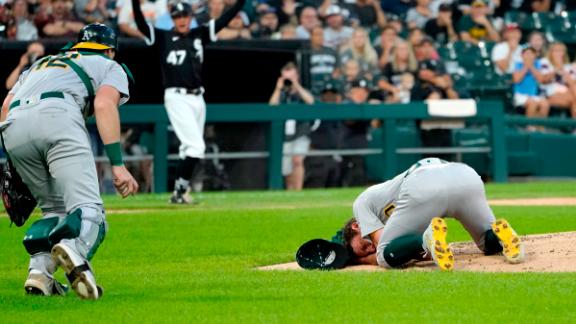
76 205 107 226
48 205 107 260
23 217 60 255
382 234 426 268
376 247 394 269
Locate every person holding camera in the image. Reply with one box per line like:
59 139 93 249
269 62 315 190
5 41 45 91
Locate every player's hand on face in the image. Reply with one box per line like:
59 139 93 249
112 165 139 198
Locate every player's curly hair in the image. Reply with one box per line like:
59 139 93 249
342 217 359 262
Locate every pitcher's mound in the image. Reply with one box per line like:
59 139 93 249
258 231 576 273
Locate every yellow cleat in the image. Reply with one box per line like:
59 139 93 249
423 217 454 271
492 219 525 264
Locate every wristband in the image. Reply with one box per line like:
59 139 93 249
104 142 124 166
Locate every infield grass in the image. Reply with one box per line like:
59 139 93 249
0 182 575 323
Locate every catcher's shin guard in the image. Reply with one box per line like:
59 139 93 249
49 206 107 260
23 217 60 255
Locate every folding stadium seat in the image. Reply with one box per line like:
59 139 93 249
547 11 574 32
547 15 576 45
441 42 485 66
532 12 556 30
368 27 381 46
464 64 510 102
478 41 495 59
437 45 455 61
504 11 535 31
549 29 576 44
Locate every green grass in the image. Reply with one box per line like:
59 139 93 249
1 182 575 323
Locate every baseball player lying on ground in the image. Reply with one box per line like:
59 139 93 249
337 157 524 271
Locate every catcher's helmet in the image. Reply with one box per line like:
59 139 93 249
170 1 192 17
73 23 118 51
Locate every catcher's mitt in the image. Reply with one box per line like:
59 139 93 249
296 239 349 270
1 160 37 227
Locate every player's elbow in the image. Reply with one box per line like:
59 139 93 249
93 97 116 114
94 86 121 113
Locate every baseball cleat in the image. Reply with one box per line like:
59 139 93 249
422 217 454 271
491 219 525 264
24 271 68 296
169 188 199 205
51 242 101 300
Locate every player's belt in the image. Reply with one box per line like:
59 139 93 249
9 91 65 110
166 87 204 95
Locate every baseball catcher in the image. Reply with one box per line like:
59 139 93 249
1 23 139 299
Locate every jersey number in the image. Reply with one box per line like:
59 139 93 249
35 52 80 70
166 50 187 66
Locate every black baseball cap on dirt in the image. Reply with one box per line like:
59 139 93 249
296 239 349 270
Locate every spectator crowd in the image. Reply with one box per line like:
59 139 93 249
4 0 576 189
4 0 576 117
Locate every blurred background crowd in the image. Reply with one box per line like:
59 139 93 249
3 0 576 191
4 0 576 118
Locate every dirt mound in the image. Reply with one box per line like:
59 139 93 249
488 197 576 206
258 232 576 273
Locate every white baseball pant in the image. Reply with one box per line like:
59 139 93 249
164 88 206 159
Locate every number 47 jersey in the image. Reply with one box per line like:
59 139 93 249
9 51 130 110
150 21 216 90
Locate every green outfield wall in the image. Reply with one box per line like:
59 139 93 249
86 101 576 192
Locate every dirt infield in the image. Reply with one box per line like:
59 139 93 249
258 231 576 273
489 197 576 206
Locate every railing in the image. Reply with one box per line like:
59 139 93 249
505 116 576 128
86 101 508 192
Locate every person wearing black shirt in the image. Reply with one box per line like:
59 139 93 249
424 3 458 45
340 79 371 187
378 40 418 103
310 25 340 94
131 0 245 203
305 80 343 188
343 0 387 29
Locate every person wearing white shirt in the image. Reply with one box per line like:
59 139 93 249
118 0 167 37
491 23 522 75
539 42 576 118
